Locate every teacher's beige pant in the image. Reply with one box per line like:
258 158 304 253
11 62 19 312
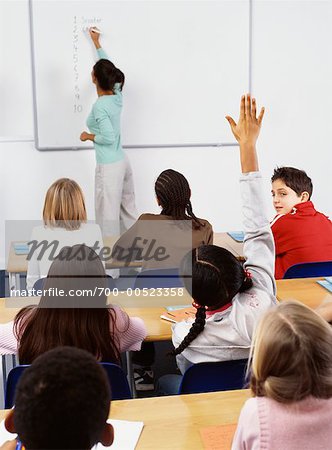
95 155 137 238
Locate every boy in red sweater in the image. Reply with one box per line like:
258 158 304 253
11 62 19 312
270 167 332 279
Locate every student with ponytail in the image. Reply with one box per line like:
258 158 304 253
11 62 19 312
171 94 277 375
80 28 137 237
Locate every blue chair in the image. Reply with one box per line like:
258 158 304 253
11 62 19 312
0 270 8 297
134 268 184 289
5 361 131 408
283 261 332 279
5 365 29 409
178 359 248 395
32 277 46 291
100 362 132 400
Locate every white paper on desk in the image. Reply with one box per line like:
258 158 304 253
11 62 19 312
95 419 144 450
0 418 143 450
0 419 16 444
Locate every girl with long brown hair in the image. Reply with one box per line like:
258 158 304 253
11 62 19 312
1 245 146 362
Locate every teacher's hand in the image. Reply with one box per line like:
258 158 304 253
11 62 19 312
89 27 100 46
80 131 92 142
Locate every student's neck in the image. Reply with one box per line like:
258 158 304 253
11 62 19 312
97 87 113 97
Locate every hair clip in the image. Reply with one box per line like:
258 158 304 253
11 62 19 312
192 301 208 310
244 269 252 279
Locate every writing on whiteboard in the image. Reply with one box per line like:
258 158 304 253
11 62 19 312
72 15 102 114
72 15 82 113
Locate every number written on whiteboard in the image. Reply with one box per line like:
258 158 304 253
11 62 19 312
74 105 83 113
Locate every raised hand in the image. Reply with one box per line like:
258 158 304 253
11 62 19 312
226 94 264 146
226 94 265 173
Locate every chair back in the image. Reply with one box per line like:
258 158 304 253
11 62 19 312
5 365 29 409
32 277 46 291
101 362 132 400
283 261 332 279
179 359 248 395
0 270 8 297
5 362 131 408
134 267 184 289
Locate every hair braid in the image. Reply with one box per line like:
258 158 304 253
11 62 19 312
155 169 205 229
172 306 207 356
186 200 205 230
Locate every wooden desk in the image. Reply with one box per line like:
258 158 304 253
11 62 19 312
2 278 330 339
214 233 244 260
0 389 249 449
0 288 191 342
0 303 173 343
6 238 142 293
276 277 332 309
6 233 244 294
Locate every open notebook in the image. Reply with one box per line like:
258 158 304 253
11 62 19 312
161 306 196 323
0 418 143 450
227 231 244 242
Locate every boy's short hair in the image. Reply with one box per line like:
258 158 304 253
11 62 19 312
271 167 313 199
14 346 111 450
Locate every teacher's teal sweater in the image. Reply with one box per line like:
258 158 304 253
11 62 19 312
87 48 124 164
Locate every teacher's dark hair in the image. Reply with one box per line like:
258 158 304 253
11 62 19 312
93 59 125 91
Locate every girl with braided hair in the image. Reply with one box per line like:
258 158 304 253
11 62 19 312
113 168 212 390
113 168 213 270
170 94 277 376
154 169 207 231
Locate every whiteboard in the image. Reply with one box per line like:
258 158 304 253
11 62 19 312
0 0 34 140
30 0 249 149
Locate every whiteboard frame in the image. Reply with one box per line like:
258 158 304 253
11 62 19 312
29 0 252 151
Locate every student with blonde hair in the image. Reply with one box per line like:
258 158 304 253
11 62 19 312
26 178 103 290
232 301 332 450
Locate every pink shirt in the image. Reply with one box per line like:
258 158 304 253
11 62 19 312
232 396 332 450
0 305 146 355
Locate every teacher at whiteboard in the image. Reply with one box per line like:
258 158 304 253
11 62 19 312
80 27 137 237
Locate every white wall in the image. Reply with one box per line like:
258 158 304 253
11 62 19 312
1 0 331 269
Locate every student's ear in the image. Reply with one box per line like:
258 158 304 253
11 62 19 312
156 195 161 207
4 410 16 433
100 423 114 447
300 191 310 202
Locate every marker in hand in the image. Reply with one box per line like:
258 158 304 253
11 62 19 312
89 27 101 34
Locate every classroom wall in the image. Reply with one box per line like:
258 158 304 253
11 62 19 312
1 0 331 269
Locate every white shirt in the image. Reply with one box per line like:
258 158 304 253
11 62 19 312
26 223 103 290
172 172 277 373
